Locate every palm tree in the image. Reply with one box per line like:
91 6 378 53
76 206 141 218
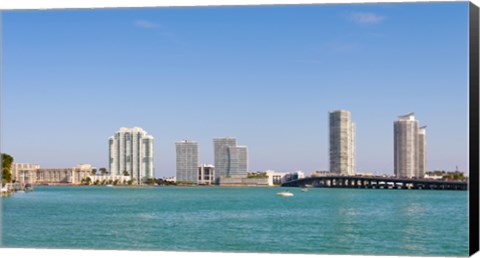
99 168 108 175
90 168 97 176
123 170 129 176
146 178 156 185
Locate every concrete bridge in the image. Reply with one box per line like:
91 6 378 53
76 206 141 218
281 175 468 190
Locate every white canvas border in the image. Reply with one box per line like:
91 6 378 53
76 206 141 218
0 1 477 258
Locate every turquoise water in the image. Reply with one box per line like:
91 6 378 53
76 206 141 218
1 186 468 256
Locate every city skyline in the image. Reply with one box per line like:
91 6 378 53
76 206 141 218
2 3 469 177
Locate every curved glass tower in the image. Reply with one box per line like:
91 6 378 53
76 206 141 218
213 137 248 180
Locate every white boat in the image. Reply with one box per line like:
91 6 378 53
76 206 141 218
106 184 113 187
301 188 308 192
277 191 294 197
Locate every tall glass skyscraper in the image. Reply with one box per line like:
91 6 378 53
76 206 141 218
213 137 237 178
175 140 199 183
394 113 427 178
108 127 154 183
329 110 356 175
213 137 248 179
228 146 248 176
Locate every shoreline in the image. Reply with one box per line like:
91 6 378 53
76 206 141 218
30 184 280 188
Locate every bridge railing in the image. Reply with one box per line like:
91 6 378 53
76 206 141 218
281 176 468 191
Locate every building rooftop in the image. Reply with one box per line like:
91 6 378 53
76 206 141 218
176 140 197 144
329 109 350 114
397 112 415 120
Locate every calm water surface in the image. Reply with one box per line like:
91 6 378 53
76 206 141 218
1 186 468 256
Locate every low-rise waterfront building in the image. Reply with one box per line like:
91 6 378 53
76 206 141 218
163 176 176 183
36 164 94 184
355 172 374 177
12 163 40 184
88 175 132 184
12 163 95 185
216 170 292 186
310 171 337 177
424 174 443 180
198 164 215 185
284 171 305 182
218 175 270 187
263 170 291 185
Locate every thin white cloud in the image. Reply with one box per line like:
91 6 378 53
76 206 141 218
135 20 159 29
133 20 185 45
349 12 385 24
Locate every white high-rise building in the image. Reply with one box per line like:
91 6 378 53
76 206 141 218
175 140 199 184
329 110 356 175
213 137 248 180
394 113 426 178
109 127 154 184
418 126 427 178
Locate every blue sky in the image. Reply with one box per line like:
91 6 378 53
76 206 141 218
1 2 470 177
